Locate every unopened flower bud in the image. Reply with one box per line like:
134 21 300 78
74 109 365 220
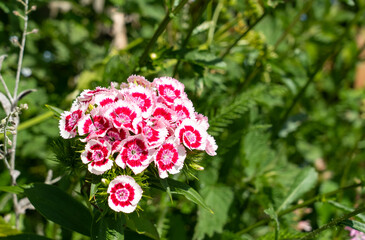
101 178 109 186
189 162 204 171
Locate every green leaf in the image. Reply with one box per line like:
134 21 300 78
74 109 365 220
91 212 124 240
160 178 173 202
327 200 365 222
89 183 100 201
193 186 234 240
0 234 51 240
0 216 20 237
264 207 280 240
342 219 365 233
24 183 92 236
0 185 24 194
166 178 213 213
126 212 160 240
45 105 64 118
0 2 10 13
276 167 318 212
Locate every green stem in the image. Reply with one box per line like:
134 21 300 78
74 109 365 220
273 0 314 51
172 0 212 77
138 0 189 67
300 206 365 240
220 12 267 59
274 8 364 136
0 111 54 140
236 182 363 235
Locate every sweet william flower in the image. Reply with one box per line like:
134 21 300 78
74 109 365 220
175 119 207 150
81 139 113 175
108 175 142 213
153 138 186 179
105 102 141 133
59 109 83 139
126 85 156 119
153 77 186 105
115 135 154 175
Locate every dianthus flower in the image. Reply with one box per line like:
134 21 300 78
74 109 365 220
108 175 143 213
59 75 218 213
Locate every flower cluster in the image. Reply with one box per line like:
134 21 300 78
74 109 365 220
59 75 217 213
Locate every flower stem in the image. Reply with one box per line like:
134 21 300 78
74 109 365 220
300 207 365 240
138 0 189 67
236 182 363 235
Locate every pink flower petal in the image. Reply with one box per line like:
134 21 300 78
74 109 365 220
153 77 186 105
59 110 83 139
105 102 142 133
126 85 156 119
153 138 186 178
115 135 154 174
107 175 142 213
175 119 207 150
127 75 153 88
81 139 113 175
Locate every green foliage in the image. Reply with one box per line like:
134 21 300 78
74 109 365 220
125 212 160 240
193 186 234 240
91 212 125 240
24 183 92 236
1 0 365 239
342 219 365 234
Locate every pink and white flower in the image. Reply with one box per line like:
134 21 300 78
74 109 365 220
115 135 154 175
153 138 186 178
59 109 83 139
175 119 207 150
78 112 112 139
205 134 218 156
137 121 168 149
127 75 152 88
94 92 118 107
153 77 186 105
105 102 141 133
103 127 129 153
107 175 142 213
152 103 176 123
126 85 155 119
81 139 113 175
173 99 196 124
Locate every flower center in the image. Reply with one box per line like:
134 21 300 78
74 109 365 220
185 131 196 143
128 145 142 160
92 150 104 162
161 150 173 164
116 188 129 202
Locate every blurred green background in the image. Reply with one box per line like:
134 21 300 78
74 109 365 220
1 0 365 239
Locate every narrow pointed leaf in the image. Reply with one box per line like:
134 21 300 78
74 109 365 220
45 104 64 118
24 183 92 236
0 185 24 194
166 178 213 213
276 167 318 212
